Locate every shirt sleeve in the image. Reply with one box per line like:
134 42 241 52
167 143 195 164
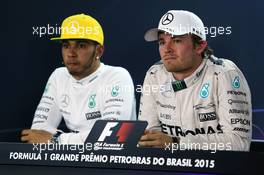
181 68 252 151
31 70 62 134
138 69 161 131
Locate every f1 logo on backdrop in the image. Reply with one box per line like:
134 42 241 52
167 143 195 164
98 122 134 142
85 120 147 150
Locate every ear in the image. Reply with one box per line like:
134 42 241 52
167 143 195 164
195 40 207 55
95 45 104 59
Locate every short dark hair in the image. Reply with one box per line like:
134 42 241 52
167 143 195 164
191 35 214 59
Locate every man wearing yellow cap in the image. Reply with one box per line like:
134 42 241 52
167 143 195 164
21 14 136 144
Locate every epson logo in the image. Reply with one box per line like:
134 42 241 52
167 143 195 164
231 118 250 126
198 112 217 122
34 114 48 120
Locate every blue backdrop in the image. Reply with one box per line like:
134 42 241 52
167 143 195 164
3 0 264 140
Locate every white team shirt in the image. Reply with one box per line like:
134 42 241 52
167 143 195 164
31 63 136 144
139 56 252 151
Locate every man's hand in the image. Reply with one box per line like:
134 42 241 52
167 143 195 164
138 130 174 148
21 129 52 144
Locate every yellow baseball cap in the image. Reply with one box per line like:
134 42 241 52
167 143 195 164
51 14 104 45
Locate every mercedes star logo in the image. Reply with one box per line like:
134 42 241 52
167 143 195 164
61 94 70 108
161 12 174 25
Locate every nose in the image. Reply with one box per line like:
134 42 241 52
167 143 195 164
164 41 174 54
67 46 77 58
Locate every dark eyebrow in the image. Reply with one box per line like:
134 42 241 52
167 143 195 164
60 40 69 44
172 34 188 39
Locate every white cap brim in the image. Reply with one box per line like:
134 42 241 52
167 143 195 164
144 28 159 41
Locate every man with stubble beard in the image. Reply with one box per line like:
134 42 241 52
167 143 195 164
138 10 252 151
21 14 136 144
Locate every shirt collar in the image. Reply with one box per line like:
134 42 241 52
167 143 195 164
184 59 207 87
69 62 105 86
170 59 207 92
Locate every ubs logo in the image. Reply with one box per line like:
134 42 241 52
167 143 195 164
161 12 174 25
